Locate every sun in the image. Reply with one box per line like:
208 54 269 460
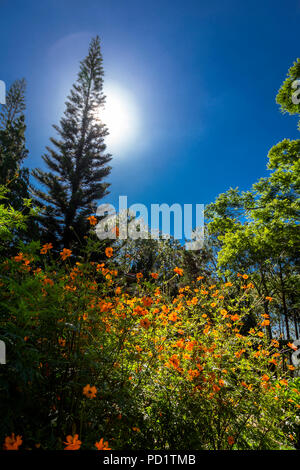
98 83 139 153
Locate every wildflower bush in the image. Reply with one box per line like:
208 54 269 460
0 236 299 450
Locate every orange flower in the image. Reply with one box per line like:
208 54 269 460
187 369 200 380
228 436 235 446
60 248 72 261
3 433 23 450
40 243 53 254
261 374 270 382
230 314 240 322
168 312 177 322
168 354 180 369
279 379 288 386
134 305 146 316
87 215 97 226
174 267 183 276
105 247 113 258
140 317 150 329
265 296 273 302
14 252 24 262
242 274 249 280
142 296 153 307
269 358 278 366
197 276 204 281
95 438 111 450
136 272 143 280
288 342 297 351
151 272 159 279
64 434 82 450
58 337 66 347
83 384 97 399
235 349 245 358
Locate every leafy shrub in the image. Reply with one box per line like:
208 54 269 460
0 238 299 450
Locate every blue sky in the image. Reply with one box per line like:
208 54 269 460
0 0 299 225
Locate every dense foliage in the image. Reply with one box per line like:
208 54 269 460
0 238 299 450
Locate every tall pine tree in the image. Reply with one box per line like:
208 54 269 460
0 78 30 209
0 79 39 249
32 36 112 249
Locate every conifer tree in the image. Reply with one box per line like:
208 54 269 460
0 78 30 209
32 36 112 249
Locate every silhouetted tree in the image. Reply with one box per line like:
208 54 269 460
32 36 112 249
0 78 30 209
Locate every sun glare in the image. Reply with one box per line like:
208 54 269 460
99 84 139 154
